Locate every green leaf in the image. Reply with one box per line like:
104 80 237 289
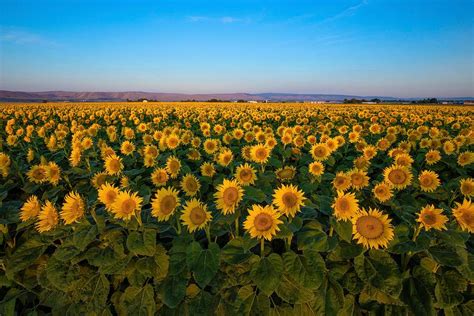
118 285 156 316
126 229 156 257
5 237 47 277
296 220 328 251
154 244 169 282
221 236 258 264
160 275 188 308
400 278 435 316
313 276 344 315
434 270 468 309
337 294 355 316
330 218 352 243
429 245 463 267
282 250 325 289
354 251 403 298
234 285 257 316
251 253 283 296
186 242 220 288
188 291 214 316
244 186 267 203
275 274 314 304
73 223 98 251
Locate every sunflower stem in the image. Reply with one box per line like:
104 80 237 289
329 226 334 237
234 218 239 237
175 216 181 235
136 211 143 227
205 225 212 245
260 238 265 257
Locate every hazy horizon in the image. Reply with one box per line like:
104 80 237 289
1 0 473 98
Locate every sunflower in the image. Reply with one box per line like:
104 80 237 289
36 201 59 233
181 174 201 197
310 143 331 161
27 164 48 183
383 165 413 190
418 170 440 192
46 161 61 185
425 150 441 165
214 179 244 215
349 169 370 190
166 134 180 150
217 149 233 167
452 199 474 233
249 144 271 164
104 154 123 175
351 208 394 250
332 172 351 191
372 182 393 202
203 139 219 155
166 156 181 178
460 178 474 197
458 151 473 167
332 191 359 221
110 190 143 221
151 168 169 187
120 141 135 155
243 205 283 240
272 184 306 217
200 162 216 177
180 199 212 232
275 166 297 182
234 163 257 186
151 187 180 221
309 161 324 177
60 191 85 224
20 195 41 222
97 183 120 211
416 205 448 231
91 171 110 189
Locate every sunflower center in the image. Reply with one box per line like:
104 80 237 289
169 161 179 172
105 190 117 203
254 213 273 231
190 207 206 225
351 174 363 185
388 169 406 184
282 192 298 208
255 148 268 159
109 159 120 171
121 199 136 214
356 216 384 239
422 213 437 225
159 195 177 215
278 169 294 179
420 177 433 187
185 179 198 191
313 146 326 157
156 172 167 182
239 169 252 181
223 187 239 205
461 210 473 226
337 198 350 212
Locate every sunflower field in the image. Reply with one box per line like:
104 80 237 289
0 102 473 315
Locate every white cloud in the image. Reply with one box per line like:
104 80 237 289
0 28 57 46
186 16 246 24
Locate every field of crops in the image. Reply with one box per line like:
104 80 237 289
0 102 473 315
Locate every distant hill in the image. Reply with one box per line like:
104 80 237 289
0 90 472 102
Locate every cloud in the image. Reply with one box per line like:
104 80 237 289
0 28 58 46
318 0 369 25
186 16 247 24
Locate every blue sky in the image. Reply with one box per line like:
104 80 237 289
0 0 473 97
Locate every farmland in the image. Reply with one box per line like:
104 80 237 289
0 102 473 315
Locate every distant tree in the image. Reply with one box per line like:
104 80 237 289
42 100 48 103
370 98 381 103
